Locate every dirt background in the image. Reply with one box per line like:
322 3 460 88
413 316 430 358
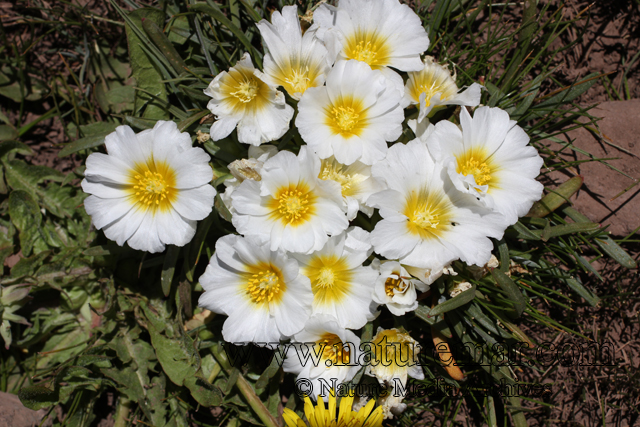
0 0 639 426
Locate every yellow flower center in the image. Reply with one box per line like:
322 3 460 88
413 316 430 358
371 329 418 371
231 78 259 103
268 183 316 227
304 255 353 306
278 190 309 224
457 156 492 186
128 161 177 213
405 189 452 239
409 62 458 106
344 31 391 68
246 269 282 304
284 67 311 94
385 276 407 297
316 267 336 288
331 106 359 132
317 333 350 365
325 97 367 138
349 40 378 64
320 163 355 196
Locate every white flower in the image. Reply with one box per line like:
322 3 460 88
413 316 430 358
314 0 429 83
197 234 313 343
204 53 294 146
293 227 379 329
220 145 278 214
377 388 406 420
407 117 435 143
296 60 404 166
81 122 215 253
283 314 361 400
368 140 505 271
371 260 429 316
255 6 331 100
403 56 482 122
365 328 424 388
318 156 385 220
231 146 348 254
426 106 544 226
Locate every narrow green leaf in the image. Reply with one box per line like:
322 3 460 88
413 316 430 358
142 18 187 75
490 269 526 318
510 221 541 241
506 396 528 427
58 124 119 157
565 276 600 307
177 110 210 132
563 206 637 268
430 284 476 317
527 176 584 218
414 305 437 325
535 72 601 109
161 245 180 297
214 193 232 223
190 2 261 67
497 239 509 273
124 116 158 130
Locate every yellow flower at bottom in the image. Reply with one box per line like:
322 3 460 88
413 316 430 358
283 391 384 427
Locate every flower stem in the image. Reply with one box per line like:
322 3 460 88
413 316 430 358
212 344 280 427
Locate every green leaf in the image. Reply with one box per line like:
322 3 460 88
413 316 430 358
490 269 526 318
0 140 33 159
177 109 210 131
190 2 261 67
414 305 437 325
430 284 476 316
142 18 187 74
0 125 18 141
11 250 50 278
539 222 601 241
95 83 135 114
161 245 180 297
527 176 583 218
58 125 118 156
18 385 59 411
8 190 42 257
124 7 170 120
124 116 158 130
565 276 600 307
214 193 233 223
184 376 223 407
534 73 601 110
563 207 637 268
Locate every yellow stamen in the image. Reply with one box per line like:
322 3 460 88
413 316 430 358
317 333 350 365
246 269 282 304
129 161 176 213
331 106 360 132
385 276 407 297
231 78 259 103
457 156 492 187
278 190 309 224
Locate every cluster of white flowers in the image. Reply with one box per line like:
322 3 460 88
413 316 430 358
81 0 544 411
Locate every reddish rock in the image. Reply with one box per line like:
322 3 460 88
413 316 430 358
541 100 640 237
0 392 46 427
